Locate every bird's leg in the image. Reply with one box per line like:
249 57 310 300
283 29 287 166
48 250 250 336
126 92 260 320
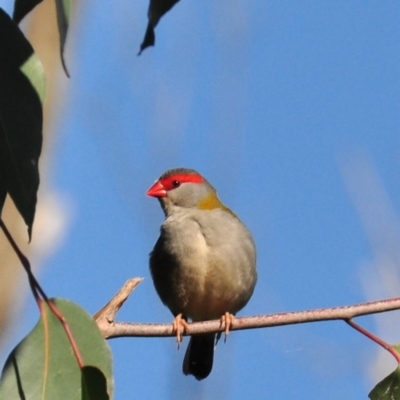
220 312 235 343
173 313 189 348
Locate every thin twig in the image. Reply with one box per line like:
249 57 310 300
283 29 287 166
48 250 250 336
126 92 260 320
0 219 45 303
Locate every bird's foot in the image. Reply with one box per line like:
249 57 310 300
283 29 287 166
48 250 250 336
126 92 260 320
173 314 189 348
220 312 235 343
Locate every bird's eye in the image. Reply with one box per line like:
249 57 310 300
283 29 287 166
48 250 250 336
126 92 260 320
172 180 181 188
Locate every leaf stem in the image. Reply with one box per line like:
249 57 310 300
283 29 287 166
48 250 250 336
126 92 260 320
345 318 400 364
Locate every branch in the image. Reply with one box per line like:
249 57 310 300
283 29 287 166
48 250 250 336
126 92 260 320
94 277 144 338
94 278 400 340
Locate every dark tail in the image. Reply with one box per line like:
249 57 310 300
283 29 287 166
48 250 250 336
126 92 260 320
182 333 215 380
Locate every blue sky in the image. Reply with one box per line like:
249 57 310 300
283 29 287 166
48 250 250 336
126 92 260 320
1 1 400 399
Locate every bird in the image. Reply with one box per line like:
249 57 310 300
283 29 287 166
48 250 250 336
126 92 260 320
147 168 257 380
138 0 181 55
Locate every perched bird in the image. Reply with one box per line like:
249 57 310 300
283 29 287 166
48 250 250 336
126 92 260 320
147 168 257 380
138 0 180 55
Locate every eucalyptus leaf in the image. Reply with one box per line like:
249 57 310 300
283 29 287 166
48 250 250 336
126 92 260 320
138 0 180 55
369 361 400 400
13 0 44 24
55 0 72 76
0 298 113 400
0 9 45 239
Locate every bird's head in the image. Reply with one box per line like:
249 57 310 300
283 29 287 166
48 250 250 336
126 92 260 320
146 168 226 215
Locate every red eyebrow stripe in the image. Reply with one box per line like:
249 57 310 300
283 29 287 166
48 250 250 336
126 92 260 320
160 173 204 186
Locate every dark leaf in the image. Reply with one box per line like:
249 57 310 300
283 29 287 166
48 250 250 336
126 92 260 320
0 298 114 400
0 9 45 239
13 0 44 24
54 0 72 76
138 0 180 55
0 179 6 213
82 366 109 400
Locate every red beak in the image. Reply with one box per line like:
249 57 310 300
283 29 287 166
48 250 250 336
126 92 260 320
146 180 167 197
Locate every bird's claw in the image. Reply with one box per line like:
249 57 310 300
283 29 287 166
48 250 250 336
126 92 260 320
173 314 189 348
220 312 235 343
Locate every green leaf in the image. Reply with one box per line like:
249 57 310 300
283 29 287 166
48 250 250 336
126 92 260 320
54 0 72 76
13 0 44 24
369 366 400 400
0 9 45 239
393 343 400 354
20 54 46 105
0 298 114 400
